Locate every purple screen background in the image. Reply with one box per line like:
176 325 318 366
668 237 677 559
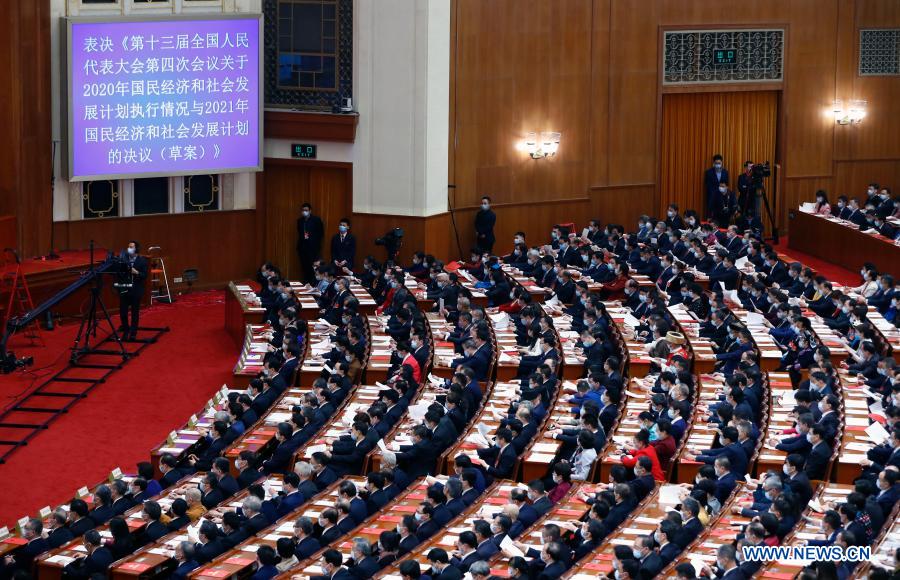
69 18 260 180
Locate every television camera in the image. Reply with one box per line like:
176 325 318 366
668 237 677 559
375 227 404 264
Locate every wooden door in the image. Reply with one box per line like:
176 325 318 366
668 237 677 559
262 159 351 280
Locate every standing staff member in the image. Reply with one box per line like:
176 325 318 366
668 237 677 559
704 154 729 221
474 196 496 254
331 218 357 273
297 202 324 284
119 240 148 341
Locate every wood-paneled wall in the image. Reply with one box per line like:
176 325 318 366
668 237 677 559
450 0 900 239
52 211 260 291
9 0 900 285
0 0 52 256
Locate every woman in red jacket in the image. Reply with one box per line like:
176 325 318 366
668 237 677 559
620 429 665 481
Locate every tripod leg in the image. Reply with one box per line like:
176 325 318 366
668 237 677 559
95 293 128 359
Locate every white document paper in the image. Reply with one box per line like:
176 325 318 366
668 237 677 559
500 534 524 557
865 421 890 444
745 312 767 326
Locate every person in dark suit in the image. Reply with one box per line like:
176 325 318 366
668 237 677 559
313 549 355 580
262 423 297 475
633 534 663 580
474 196 497 253
195 521 226 564
171 541 200 579
292 517 322 559
395 425 438 479
705 155 729 219
67 499 95 538
449 531 482 572
702 544 747 580
220 512 250 550
875 469 900 515
657 520 682 567
63 529 113 578
678 497 704 548
166 498 191 532
318 509 343 546
46 510 75 549
476 428 517 481
331 218 357 272
398 515 421 554
0 517 50 576
803 425 832 480
142 501 170 542
236 450 263 489
275 473 307 518
311 451 339 490
346 538 380 580
536 542 568 580
603 484 637 531
297 203 325 284
117 240 149 341
251 545 280 580
425 548 464 580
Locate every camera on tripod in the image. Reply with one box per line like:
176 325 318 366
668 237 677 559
375 228 404 263
108 255 134 292
750 161 771 187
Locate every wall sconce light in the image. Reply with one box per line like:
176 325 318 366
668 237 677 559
518 131 561 159
832 99 866 125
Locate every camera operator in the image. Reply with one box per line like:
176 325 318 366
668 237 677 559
119 241 148 341
737 160 755 216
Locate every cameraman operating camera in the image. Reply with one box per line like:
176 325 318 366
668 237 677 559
119 241 148 341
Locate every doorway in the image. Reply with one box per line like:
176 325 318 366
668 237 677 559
660 91 778 230
261 159 352 280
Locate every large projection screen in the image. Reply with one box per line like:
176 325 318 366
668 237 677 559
63 14 263 182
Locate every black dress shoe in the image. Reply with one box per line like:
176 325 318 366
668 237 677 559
128 332 137 341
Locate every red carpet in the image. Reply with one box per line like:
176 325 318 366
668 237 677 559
773 236 860 288
0 290 235 528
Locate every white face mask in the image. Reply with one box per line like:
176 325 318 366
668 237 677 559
127 247 136 255
481 203 490 210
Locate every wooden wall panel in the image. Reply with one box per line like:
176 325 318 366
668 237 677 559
451 0 593 209
781 176 833 233
52 211 260 290
259 159 352 280
0 0 51 255
449 0 900 240
834 160 900 199
449 198 592 258
589 185 656 229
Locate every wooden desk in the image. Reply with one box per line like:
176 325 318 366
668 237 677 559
439 381 515 476
375 480 517 579
188 476 359 578
834 371 873 484
564 485 682 578
224 387 311 475
789 209 900 275
225 282 265 346
38 472 209 579
232 324 270 386
665 483 750 577
756 484 855 579
289 476 457 579
149 386 239 479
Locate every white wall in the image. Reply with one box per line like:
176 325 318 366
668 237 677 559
50 0 450 220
